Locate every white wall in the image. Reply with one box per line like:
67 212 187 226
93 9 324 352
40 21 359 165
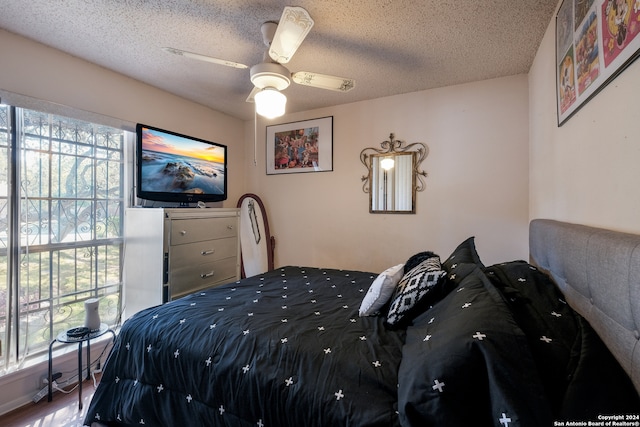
245 75 531 273
528 3 640 233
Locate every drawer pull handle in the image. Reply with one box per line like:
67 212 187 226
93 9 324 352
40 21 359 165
180 230 187 236
201 249 215 256
201 271 215 279
227 225 233 230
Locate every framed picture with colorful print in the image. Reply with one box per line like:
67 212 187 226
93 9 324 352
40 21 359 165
266 116 333 175
556 0 640 125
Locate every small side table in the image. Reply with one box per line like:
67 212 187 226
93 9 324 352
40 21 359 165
48 323 116 410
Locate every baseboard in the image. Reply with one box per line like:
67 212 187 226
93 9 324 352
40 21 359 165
0 337 113 416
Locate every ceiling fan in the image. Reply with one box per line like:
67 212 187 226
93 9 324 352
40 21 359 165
162 6 356 118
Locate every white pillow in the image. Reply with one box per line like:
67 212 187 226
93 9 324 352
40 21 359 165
359 264 405 316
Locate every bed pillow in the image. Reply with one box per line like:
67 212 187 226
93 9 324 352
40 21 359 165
386 255 445 326
403 251 439 274
359 263 405 316
441 237 484 286
442 237 484 269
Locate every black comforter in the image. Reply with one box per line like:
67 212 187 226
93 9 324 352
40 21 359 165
85 246 638 426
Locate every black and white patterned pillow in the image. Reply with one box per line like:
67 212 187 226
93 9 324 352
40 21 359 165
386 256 445 326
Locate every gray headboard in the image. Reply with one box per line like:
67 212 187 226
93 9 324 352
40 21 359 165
529 219 640 394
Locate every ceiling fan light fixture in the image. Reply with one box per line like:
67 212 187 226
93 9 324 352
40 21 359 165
250 62 291 90
255 87 287 119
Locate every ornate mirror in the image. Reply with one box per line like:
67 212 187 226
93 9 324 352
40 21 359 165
360 133 428 214
237 194 275 278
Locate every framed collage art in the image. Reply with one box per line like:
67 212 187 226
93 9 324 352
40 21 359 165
556 0 640 125
266 116 333 175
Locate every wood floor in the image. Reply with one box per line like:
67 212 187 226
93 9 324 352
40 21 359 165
0 378 98 427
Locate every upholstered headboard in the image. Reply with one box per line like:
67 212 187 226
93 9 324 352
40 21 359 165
529 219 640 395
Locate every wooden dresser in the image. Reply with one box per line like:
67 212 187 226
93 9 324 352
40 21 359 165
123 207 240 318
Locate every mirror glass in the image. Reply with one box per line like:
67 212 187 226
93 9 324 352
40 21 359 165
370 152 415 213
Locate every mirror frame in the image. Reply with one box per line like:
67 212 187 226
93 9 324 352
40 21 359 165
360 133 428 214
370 152 416 213
237 193 275 278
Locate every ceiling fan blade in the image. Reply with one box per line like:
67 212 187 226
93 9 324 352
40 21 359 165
246 86 261 103
162 47 248 69
292 71 356 92
269 7 314 64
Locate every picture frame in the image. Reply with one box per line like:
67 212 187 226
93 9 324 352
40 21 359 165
556 0 640 126
266 116 333 175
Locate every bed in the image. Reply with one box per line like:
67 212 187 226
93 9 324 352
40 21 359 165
85 219 639 426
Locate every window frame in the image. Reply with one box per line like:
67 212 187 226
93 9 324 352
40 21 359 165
0 104 128 375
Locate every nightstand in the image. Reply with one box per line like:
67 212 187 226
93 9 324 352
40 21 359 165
47 323 116 410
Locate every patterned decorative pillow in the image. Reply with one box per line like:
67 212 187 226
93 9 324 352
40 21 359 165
386 255 445 326
359 264 405 316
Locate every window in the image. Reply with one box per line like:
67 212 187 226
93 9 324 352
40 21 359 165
0 105 125 374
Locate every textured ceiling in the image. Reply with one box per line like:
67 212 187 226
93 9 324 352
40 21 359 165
0 1 558 121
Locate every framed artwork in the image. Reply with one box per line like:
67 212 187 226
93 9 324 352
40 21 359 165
266 116 333 175
556 0 640 126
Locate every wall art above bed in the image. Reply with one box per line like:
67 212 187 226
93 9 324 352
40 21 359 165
266 116 333 175
556 0 640 125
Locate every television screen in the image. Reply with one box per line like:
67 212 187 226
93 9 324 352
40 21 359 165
136 124 227 204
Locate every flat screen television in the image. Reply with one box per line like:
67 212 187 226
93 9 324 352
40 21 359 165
136 123 227 205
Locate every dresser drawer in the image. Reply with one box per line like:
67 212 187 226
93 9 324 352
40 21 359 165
169 257 238 299
169 216 238 245
170 237 237 266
